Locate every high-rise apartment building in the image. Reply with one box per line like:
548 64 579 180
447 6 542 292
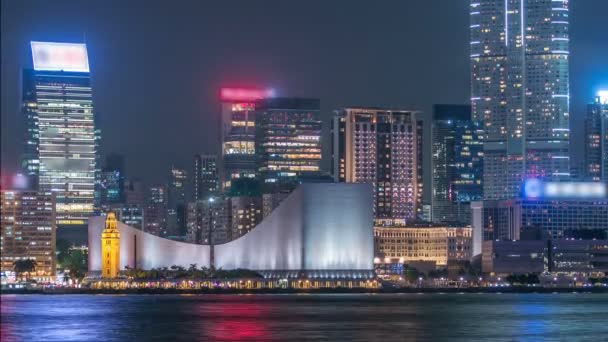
193 154 219 201
471 0 570 199
584 93 608 184
432 105 484 224
230 196 263 239
186 198 231 245
1 191 56 281
22 42 97 225
220 88 274 190
332 108 421 223
255 98 322 190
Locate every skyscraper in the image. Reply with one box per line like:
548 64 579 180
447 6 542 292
99 154 126 210
167 167 187 237
471 0 570 199
219 88 274 191
432 105 484 223
255 98 322 190
186 198 231 244
22 42 97 225
584 93 608 184
193 154 219 201
144 185 167 236
332 108 421 224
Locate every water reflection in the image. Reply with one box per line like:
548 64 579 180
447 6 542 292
1 294 607 341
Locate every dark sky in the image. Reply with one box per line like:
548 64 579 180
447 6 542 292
2 0 608 191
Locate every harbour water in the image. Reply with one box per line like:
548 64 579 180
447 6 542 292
2 293 607 341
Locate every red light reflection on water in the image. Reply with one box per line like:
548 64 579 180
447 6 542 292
203 299 272 341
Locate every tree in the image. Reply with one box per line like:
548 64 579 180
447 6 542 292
404 267 421 283
13 259 37 281
62 249 88 282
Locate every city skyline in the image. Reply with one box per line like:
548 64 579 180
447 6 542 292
2 0 607 186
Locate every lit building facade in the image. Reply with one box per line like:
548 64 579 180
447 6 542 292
167 167 187 237
99 171 123 209
471 0 571 199
332 108 422 223
374 225 473 267
255 98 322 190
186 198 231 245
101 213 120 278
584 94 608 184
472 181 608 253
1 191 56 281
230 196 263 239
432 104 484 223
144 185 167 237
262 191 290 218
220 88 274 190
116 205 144 230
99 154 125 210
193 154 219 201
22 42 97 225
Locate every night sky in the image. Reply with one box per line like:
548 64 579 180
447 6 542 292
2 0 607 192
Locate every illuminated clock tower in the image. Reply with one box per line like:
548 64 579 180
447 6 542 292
101 212 120 278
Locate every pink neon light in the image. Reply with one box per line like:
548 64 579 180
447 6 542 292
220 88 273 102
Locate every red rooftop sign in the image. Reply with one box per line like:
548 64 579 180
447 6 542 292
220 88 274 102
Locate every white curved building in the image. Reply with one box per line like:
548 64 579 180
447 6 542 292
89 183 373 274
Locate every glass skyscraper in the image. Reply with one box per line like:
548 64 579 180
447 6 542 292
471 0 570 200
193 154 219 201
432 105 484 224
584 94 608 184
22 42 97 225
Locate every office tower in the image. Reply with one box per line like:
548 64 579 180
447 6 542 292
167 167 187 237
99 171 122 206
99 154 126 211
144 185 167 236
471 0 570 199
220 88 274 190
332 108 421 224
116 205 144 230
255 98 322 190
186 198 231 244
22 42 97 225
1 190 56 281
432 105 484 224
193 154 219 201
584 93 608 183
